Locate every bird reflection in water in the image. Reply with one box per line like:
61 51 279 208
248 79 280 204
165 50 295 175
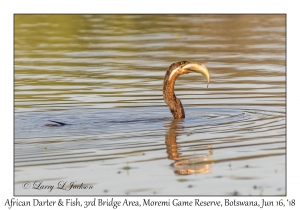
165 119 214 175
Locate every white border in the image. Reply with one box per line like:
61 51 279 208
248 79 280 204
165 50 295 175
2 0 298 209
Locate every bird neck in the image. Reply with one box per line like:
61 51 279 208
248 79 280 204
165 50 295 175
163 71 185 119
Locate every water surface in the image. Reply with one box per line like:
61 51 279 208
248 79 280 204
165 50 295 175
14 14 285 195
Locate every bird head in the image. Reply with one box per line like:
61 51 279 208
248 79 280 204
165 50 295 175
169 61 210 88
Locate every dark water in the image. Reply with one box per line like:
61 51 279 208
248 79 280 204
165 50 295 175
14 14 285 195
